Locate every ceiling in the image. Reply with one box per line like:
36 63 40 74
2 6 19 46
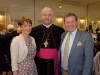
60 0 100 6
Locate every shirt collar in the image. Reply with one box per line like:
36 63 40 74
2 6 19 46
69 28 77 35
43 24 52 28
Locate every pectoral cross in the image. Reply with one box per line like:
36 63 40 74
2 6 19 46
44 39 48 47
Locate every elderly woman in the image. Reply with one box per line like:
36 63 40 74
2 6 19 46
4 24 16 68
4 24 16 45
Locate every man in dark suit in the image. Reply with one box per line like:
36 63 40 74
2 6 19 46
58 13 94 75
0 34 11 74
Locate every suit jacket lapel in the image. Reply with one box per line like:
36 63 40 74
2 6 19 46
69 29 81 56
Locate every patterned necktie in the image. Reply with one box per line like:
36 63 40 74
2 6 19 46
62 32 71 70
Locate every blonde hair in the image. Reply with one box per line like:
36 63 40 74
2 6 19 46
7 24 14 32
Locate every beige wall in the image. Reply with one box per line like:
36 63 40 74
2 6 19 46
0 0 34 30
35 0 87 30
0 0 100 31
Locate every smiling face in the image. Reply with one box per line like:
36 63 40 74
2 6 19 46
18 17 32 36
20 21 32 35
41 7 53 25
64 13 78 32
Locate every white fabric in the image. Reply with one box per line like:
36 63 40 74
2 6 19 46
43 24 52 28
11 34 36 71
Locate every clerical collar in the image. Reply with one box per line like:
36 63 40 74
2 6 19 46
43 24 52 28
